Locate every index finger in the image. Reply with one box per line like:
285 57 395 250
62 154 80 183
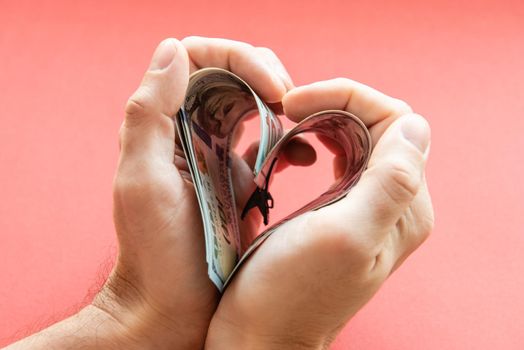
282 78 413 144
182 36 292 103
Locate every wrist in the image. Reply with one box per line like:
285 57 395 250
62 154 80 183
77 304 135 348
92 269 207 350
4 304 135 350
205 316 326 350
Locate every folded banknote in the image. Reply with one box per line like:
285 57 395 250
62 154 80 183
177 68 371 291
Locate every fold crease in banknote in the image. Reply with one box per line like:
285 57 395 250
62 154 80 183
177 68 371 291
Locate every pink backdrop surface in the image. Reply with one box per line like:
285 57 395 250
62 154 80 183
1 0 523 348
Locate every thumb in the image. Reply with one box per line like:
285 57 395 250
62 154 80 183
327 114 430 243
119 38 189 167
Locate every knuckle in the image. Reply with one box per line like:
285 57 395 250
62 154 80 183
307 212 377 264
180 35 202 46
113 171 166 207
125 96 147 117
114 164 152 195
404 215 434 254
234 44 255 59
113 161 172 205
113 174 143 201
378 160 421 205
183 36 254 51
230 39 254 49
332 77 351 86
391 98 413 115
125 88 156 121
397 205 433 250
418 208 435 241
256 46 277 57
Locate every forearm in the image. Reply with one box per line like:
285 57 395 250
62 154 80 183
5 281 208 350
205 318 328 350
4 305 132 350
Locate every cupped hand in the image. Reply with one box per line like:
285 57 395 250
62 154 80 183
92 37 307 349
206 79 434 350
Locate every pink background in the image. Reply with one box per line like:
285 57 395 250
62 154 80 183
1 0 523 348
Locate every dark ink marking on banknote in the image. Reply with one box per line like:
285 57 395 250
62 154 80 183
192 120 212 149
240 157 278 225
215 143 224 161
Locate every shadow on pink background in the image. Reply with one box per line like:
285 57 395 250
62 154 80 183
1 0 523 348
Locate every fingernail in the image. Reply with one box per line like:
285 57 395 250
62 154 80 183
400 115 430 153
149 39 177 71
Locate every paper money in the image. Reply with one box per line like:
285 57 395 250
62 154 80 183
177 68 371 291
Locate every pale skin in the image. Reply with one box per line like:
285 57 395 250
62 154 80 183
4 37 433 350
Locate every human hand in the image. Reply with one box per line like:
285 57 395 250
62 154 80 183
205 79 434 349
5 37 318 350
93 37 315 349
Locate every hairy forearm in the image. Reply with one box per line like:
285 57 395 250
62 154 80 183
4 282 208 350
4 305 132 350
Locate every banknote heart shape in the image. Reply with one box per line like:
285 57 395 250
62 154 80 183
177 68 372 291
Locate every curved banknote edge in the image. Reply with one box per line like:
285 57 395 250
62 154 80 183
177 68 371 291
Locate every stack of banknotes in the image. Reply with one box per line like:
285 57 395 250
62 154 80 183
177 68 371 291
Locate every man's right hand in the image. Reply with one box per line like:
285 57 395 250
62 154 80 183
205 79 434 350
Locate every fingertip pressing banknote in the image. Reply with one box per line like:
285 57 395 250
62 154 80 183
176 68 371 291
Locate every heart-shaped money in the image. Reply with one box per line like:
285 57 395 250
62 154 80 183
177 68 371 291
